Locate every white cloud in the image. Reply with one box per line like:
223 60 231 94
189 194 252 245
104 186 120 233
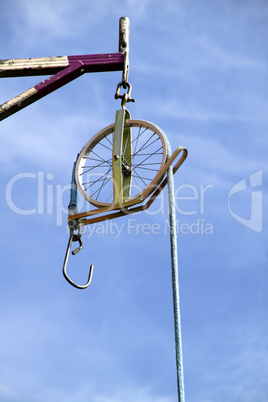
10 0 75 38
194 31 268 70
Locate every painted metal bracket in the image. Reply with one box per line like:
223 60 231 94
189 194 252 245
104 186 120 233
68 147 188 226
113 108 132 204
0 17 130 121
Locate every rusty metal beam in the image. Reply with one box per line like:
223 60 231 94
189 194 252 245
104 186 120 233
0 17 130 121
0 53 124 121
0 53 125 78
0 56 69 77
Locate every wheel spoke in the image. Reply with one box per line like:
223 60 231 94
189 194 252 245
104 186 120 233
132 126 148 155
133 162 162 166
81 160 112 174
84 155 113 163
105 134 113 147
83 166 112 192
105 192 114 203
98 141 113 152
93 167 113 200
132 132 157 157
90 148 110 163
133 146 163 169
131 171 151 186
124 152 163 156
132 166 159 172
132 173 142 194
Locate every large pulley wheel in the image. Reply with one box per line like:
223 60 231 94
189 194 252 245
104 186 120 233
75 119 167 208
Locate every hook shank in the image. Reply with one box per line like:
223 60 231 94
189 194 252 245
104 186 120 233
62 232 94 289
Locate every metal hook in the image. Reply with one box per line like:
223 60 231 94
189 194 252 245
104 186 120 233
62 230 94 289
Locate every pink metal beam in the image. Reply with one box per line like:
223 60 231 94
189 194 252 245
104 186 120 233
0 53 124 121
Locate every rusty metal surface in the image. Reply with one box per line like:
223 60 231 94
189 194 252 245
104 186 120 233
0 53 124 121
119 16 130 84
0 56 69 77
0 53 124 78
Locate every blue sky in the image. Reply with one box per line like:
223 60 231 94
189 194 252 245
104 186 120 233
0 1 267 401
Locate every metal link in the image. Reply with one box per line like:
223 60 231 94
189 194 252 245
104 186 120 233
114 81 135 108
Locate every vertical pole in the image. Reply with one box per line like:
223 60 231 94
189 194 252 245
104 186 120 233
119 16 130 85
